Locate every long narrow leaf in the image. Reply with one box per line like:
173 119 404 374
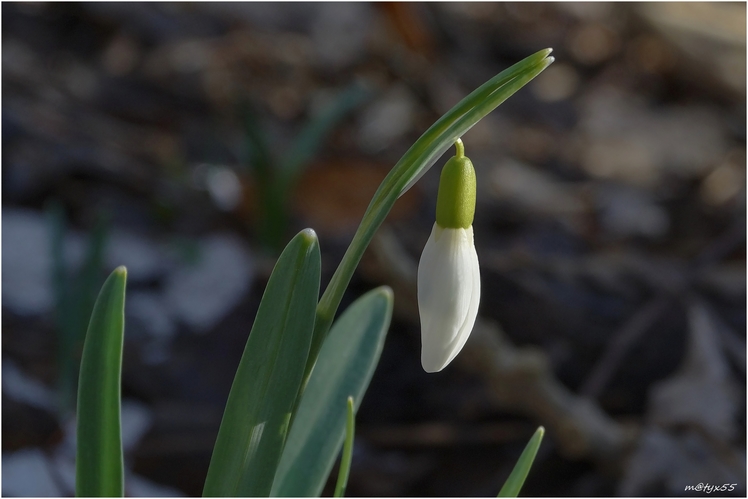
76 266 127 497
203 229 321 497
498 426 545 497
333 397 355 498
272 286 393 497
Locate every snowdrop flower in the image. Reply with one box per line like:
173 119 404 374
418 139 480 373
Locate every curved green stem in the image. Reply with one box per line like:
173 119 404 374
303 49 554 382
454 138 465 158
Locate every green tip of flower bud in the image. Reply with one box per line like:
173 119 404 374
435 140 476 229
454 137 465 158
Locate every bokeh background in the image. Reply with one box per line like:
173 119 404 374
2 2 745 496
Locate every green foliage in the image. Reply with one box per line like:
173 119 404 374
498 426 545 497
242 84 369 252
271 287 393 497
72 50 552 498
76 267 127 497
202 229 321 497
48 201 109 415
334 397 356 498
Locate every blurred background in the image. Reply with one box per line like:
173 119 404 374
2 2 745 496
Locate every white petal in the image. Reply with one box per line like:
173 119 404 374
417 223 481 372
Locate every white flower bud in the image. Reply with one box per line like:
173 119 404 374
417 222 480 372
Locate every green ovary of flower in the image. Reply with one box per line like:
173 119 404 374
435 138 476 230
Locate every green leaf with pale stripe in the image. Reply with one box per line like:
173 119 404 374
333 396 355 498
203 229 320 497
498 426 545 497
272 286 393 497
76 266 127 497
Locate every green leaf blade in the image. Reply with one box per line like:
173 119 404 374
272 286 393 497
203 229 321 497
333 396 355 498
76 266 127 497
498 426 545 497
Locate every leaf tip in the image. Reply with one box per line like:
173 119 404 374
299 228 318 245
376 285 394 303
114 265 127 278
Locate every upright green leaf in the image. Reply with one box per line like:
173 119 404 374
272 286 393 497
333 397 356 498
76 266 127 497
498 426 545 497
203 229 321 497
